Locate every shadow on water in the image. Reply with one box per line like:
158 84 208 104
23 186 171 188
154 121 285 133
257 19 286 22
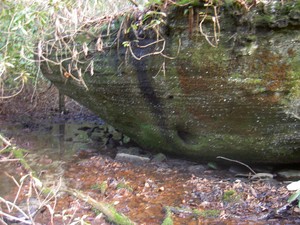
58 123 65 157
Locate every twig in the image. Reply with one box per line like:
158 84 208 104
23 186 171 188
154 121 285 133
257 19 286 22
216 156 256 174
199 14 217 47
128 39 166 60
1 173 62 224
198 2 220 47
128 0 139 7
0 79 24 99
0 197 31 224
0 210 31 224
0 158 20 162
0 134 11 147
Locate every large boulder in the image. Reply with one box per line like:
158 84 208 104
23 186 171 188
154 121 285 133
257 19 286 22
39 1 300 163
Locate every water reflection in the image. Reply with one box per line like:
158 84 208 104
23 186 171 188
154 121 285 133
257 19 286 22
58 123 65 157
0 119 101 196
0 165 15 196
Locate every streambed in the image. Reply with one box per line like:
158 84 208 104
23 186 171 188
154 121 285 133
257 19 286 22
0 114 300 224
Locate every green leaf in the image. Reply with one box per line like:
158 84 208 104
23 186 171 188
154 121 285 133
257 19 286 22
20 26 28 35
288 189 300 203
131 24 138 30
13 12 25 24
122 41 130 47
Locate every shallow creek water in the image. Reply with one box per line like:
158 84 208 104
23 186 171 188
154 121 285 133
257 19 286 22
0 115 103 195
0 115 300 224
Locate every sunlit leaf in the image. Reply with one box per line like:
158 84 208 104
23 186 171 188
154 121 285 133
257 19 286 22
131 24 138 30
32 176 43 189
20 26 28 35
13 13 24 24
4 62 15 68
19 174 30 183
11 26 19 31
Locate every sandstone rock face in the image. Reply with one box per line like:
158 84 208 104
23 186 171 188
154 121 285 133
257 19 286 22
40 1 300 163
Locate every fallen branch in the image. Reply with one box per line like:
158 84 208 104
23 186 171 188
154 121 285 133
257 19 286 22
0 209 32 225
64 188 135 225
216 156 256 175
0 173 60 225
0 158 20 162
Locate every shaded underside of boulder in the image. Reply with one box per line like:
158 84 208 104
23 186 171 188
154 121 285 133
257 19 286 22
39 1 300 163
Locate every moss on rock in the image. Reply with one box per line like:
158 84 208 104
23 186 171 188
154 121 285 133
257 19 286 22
40 1 300 163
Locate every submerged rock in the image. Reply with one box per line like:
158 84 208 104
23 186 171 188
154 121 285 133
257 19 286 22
39 1 300 163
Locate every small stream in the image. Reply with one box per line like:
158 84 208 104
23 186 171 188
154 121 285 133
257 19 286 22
1 114 300 224
0 114 105 196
